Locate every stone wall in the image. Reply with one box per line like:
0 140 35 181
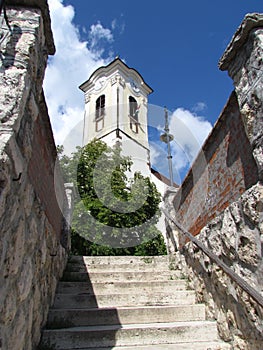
0 2 69 349
165 13 263 349
219 13 263 183
172 91 258 237
167 182 263 349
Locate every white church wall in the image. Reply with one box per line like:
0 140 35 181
150 173 171 243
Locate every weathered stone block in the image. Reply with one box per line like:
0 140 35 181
17 260 33 302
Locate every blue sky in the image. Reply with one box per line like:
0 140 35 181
45 0 262 183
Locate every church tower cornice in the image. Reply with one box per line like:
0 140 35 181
79 57 153 96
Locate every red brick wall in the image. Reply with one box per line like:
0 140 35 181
173 92 258 236
28 95 64 238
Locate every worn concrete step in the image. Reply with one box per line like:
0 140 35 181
66 255 171 272
62 271 178 282
56 280 188 295
53 290 196 309
57 341 231 350
65 263 172 273
68 255 169 266
40 321 219 349
47 304 206 328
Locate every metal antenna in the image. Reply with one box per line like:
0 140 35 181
160 107 174 186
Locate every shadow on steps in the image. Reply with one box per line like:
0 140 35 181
38 255 121 350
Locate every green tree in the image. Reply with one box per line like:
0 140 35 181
58 139 167 256
57 145 82 183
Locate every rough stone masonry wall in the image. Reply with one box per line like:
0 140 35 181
0 3 68 350
172 91 258 237
167 183 263 349
165 13 263 350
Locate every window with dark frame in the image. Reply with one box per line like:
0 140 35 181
95 95 105 131
129 96 139 133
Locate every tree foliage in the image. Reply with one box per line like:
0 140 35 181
58 139 167 256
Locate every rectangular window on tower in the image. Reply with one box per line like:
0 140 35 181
95 95 105 131
129 96 139 133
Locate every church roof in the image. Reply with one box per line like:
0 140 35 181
79 57 153 94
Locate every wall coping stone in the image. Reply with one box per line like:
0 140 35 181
5 0 55 55
219 12 263 71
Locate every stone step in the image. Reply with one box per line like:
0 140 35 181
47 304 206 328
56 280 188 295
53 290 196 309
57 342 231 350
40 321 219 349
62 271 178 283
39 255 230 349
68 255 169 266
66 255 171 273
65 262 172 273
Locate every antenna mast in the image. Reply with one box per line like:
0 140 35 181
160 107 174 186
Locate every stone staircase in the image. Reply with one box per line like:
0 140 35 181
38 255 230 349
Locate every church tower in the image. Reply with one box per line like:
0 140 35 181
79 57 153 176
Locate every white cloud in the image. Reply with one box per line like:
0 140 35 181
171 108 212 172
111 17 125 34
149 142 162 166
44 0 114 150
111 19 117 30
192 101 207 113
90 22 114 43
89 22 114 57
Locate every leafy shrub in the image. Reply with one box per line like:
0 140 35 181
58 140 167 256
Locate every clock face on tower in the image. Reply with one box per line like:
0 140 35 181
129 78 140 93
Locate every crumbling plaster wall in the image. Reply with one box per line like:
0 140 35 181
0 2 68 349
165 13 263 350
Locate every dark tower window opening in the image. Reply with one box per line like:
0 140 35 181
95 95 105 131
129 96 139 133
